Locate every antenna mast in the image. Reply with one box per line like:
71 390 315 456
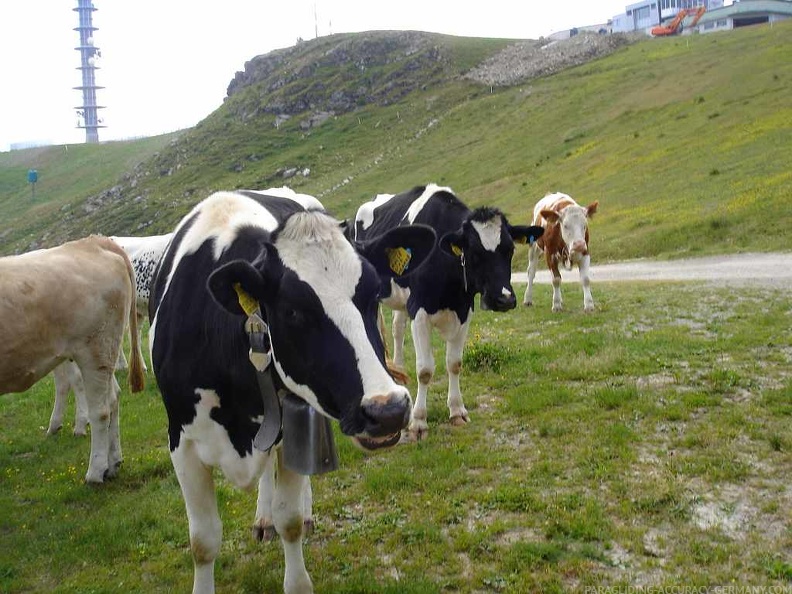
73 0 105 143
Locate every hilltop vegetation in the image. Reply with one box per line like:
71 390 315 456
1 23 790 261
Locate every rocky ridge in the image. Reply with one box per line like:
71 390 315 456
465 32 636 87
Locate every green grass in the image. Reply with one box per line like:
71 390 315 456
2 281 791 592
2 23 791 261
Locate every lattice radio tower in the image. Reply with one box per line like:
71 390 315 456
73 0 105 142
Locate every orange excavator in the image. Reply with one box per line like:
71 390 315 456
651 5 706 36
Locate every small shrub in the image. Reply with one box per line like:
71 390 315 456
464 342 516 373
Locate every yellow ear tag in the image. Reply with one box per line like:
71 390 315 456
386 247 412 276
233 283 259 316
451 244 464 257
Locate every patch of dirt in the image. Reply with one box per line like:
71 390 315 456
513 252 792 288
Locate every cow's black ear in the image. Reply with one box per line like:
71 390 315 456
207 260 267 316
438 230 467 258
359 224 436 279
509 224 544 245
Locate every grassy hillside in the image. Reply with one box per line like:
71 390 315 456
1 23 790 261
0 134 179 252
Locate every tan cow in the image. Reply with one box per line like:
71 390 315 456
0 235 145 483
523 192 599 312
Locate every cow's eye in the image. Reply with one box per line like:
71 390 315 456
283 307 305 326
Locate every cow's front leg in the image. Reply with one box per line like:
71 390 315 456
579 254 595 312
171 441 221 594
522 244 540 307
48 362 72 435
446 318 471 426
391 309 409 368
135 312 149 372
549 261 564 312
253 453 277 541
404 310 434 442
254 453 313 542
274 449 313 594
115 347 129 371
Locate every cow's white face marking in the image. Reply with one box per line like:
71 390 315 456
406 183 454 224
271 213 407 416
559 206 589 249
471 217 503 252
356 193 394 236
501 287 512 298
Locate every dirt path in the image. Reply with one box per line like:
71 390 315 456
511 252 792 288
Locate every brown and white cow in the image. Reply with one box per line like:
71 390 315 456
522 192 599 312
0 235 145 482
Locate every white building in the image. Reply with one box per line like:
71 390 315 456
696 0 792 33
611 0 723 33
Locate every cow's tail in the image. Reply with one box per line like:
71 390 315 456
100 236 145 393
378 306 410 386
123 254 145 394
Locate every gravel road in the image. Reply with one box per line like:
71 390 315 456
511 252 792 288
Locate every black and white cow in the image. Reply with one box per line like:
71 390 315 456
149 188 435 594
110 233 173 371
354 183 543 441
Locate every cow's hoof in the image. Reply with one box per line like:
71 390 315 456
73 427 88 437
400 425 428 443
253 521 277 542
104 462 122 480
449 414 470 427
252 519 312 542
584 305 595 313
522 300 533 307
552 306 563 313
85 472 105 485
46 425 62 436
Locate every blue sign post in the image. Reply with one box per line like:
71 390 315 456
28 169 38 200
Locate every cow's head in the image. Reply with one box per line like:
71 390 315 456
439 207 543 312
541 201 598 265
207 211 435 450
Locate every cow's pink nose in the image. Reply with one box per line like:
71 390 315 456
571 240 588 255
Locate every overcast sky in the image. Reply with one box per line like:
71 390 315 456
0 0 633 151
